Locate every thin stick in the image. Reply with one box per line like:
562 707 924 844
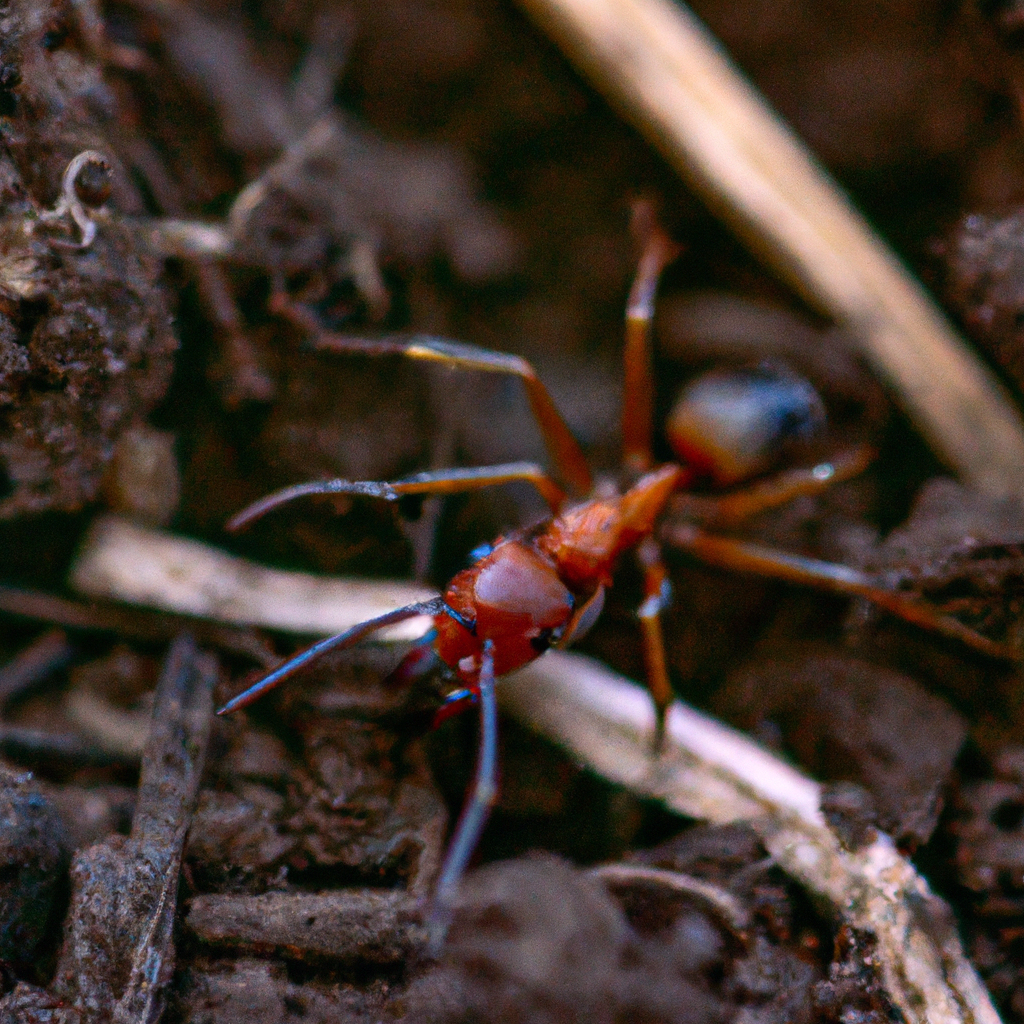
0 584 274 666
588 863 748 935
500 651 1000 1024
70 515 436 641
516 0 1024 501
0 629 73 710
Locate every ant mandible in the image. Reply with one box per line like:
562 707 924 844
217 205 1010 944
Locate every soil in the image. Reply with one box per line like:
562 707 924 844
2 0 1024 1021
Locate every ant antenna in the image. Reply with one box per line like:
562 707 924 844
216 599 448 714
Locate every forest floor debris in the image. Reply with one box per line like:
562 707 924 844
3 0 1024 1020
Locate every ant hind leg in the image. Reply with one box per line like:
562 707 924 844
308 332 593 497
663 524 1017 662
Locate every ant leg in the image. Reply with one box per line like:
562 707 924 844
430 687 478 730
622 205 682 474
429 639 498 953
227 461 569 532
216 598 449 715
672 445 875 527
308 332 593 497
636 538 674 747
663 523 1017 661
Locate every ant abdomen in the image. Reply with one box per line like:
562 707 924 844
666 363 826 486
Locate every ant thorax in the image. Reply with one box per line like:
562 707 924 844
537 500 626 590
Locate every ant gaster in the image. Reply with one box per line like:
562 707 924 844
218 206 1010 945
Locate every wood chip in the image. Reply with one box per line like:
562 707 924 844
185 890 425 964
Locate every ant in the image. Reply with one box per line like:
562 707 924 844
217 206 1011 945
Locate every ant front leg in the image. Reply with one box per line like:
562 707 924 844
307 332 593 497
226 461 569 532
430 687 479 730
216 599 452 714
636 537 675 748
428 638 499 953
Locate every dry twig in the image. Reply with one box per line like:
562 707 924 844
53 634 216 1023
516 0 1024 501
0 629 73 710
0 583 275 665
588 862 749 935
185 890 425 965
501 651 1001 1024
70 515 437 640
0 724 133 769
66 531 1001 1021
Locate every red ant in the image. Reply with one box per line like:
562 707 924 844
218 208 1010 945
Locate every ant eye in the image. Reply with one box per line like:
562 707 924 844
666 364 826 486
397 493 426 520
530 627 557 653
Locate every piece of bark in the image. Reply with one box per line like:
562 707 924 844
0 766 68 970
184 890 425 965
52 633 215 1024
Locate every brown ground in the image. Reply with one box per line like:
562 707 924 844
3 0 1024 1020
